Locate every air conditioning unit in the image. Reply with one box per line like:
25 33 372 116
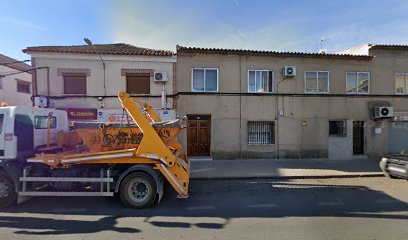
373 106 394 119
154 71 168 83
283 66 296 77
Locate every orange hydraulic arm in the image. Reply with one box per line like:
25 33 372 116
132 98 161 123
28 92 190 197
118 92 177 166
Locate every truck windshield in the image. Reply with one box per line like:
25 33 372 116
0 114 3 134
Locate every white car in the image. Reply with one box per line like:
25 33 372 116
379 156 408 179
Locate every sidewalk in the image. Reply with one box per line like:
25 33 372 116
190 158 384 180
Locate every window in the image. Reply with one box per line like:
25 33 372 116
63 73 87 94
34 116 57 129
0 77 3 89
329 120 347 137
16 80 31 94
0 114 3 134
247 121 275 144
192 68 218 92
395 73 408 94
346 72 370 94
304 71 329 93
248 70 273 93
126 73 150 94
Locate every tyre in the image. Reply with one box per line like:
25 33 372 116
383 172 397 179
119 172 157 209
0 171 17 208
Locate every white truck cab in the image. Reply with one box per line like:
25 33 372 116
0 106 68 160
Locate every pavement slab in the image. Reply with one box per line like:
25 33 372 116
190 158 384 179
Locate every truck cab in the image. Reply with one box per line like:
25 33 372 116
0 106 68 160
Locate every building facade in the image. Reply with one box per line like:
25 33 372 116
23 44 177 122
0 53 32 106
175 44 408 159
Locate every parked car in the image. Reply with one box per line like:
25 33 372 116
380 155 408 179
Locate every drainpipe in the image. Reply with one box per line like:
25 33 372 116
161 84 167 109
32 66 49 96
275 77 287 160
239 55 243 159
46 67 50 96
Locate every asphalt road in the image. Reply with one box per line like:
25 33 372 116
0 177 407 240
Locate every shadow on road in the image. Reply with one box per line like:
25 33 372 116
0 179 407 235
0 215 139 235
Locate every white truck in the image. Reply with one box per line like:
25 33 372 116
0 94 190 209
0 106 68 207
0 106 68 159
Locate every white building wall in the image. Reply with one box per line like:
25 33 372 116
30 53 176 109
0 65 32 106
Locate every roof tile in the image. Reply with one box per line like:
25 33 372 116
176 45 373 60
23 43 174 56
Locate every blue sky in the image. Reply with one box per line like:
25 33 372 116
1 0 408 61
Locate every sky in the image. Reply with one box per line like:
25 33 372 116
1 0 408 61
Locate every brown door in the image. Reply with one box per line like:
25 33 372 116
187 116 210 156
353 121 364 155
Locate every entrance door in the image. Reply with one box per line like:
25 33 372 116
353 121 364 155
187 115 210 156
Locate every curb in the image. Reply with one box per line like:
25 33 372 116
190 173 385 180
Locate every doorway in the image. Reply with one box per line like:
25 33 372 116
353 121 364 155
187 115 211 156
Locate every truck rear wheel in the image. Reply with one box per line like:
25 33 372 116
119 172 157 209
0 172 17 208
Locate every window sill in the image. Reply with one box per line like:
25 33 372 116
248 91 274 94
248 143 275 145
191 91 219 93
346 93 370 95
304 92 329 94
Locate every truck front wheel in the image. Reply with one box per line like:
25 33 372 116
119 172 157 209
0 172 17 208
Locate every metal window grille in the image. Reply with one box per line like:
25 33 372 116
247 121 275 144
329 120 347 137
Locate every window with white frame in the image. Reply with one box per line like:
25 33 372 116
248 70 273 93
192 68 218 92
346 72 370 94
395 73 408 94
247 121 275 144
304 71 329 93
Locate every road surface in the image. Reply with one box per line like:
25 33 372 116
0 177 407 240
